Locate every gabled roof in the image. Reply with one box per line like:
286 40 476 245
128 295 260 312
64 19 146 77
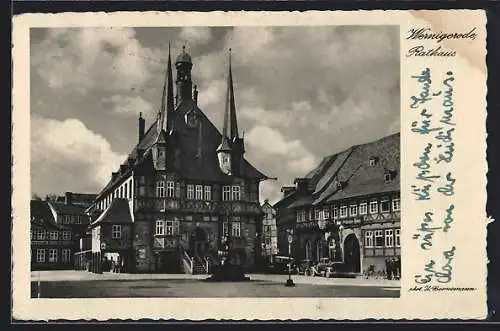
49 202 87 215
30 200 63 230
274 132 400 209
96 99 269 201
90 198 133 227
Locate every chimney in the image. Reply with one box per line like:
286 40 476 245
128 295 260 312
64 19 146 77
193 85 198 105
65 192 73 205
111 172 118 181
120 164 127 175
138 112 145 142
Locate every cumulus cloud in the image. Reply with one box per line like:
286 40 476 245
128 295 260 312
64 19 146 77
31 115 126 196
31 28 160 94
246 125 317 175
179 27 213 45
102 95 155 117
30 26 399 201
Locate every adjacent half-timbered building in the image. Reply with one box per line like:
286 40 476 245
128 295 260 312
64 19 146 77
83 46 270 274
275 133 400 275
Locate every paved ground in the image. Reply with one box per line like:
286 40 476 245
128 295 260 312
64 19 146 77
31 270 400 298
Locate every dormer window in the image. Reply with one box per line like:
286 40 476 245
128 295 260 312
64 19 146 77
384 168 396 183
369 157 378 166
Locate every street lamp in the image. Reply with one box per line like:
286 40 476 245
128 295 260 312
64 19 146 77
317 218 326 260
285 228 295 287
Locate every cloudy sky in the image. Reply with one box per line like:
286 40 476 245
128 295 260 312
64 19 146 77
30 26 400 204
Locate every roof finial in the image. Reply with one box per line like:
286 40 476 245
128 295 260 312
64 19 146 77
139 112 143 118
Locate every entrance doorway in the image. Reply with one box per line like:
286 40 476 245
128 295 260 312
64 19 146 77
189 227 208 258
343 234 361 273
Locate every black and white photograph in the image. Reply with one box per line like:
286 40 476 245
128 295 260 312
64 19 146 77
28 25 401 298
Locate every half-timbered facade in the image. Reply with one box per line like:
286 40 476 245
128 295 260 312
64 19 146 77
275 133 400 275
84 46 269 274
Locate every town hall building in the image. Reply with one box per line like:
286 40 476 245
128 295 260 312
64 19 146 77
81 45 270 274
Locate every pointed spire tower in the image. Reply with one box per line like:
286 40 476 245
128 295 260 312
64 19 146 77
217 49 244 176
153 43 176 171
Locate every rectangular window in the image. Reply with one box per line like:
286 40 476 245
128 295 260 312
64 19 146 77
375 230 384 247
395 229 400 247
232 222 241 237
195 185 203 200
37 230 46 240
340 206 348 218
139 176 146 184
333 207 339 219
166 181 175 198
392 198 400 211
112 225 122 239
139 186 146 197
36 249 45 263
296 210 306 222
155 220 164 235
75 216 82 224
369 201 378 214
381 199 390 213
365 231 374 248
308 209 314 221
314 208 320 220
49 249 58 263
359 203 368 215
350 205 358 216
204 185 212 201
187 184 194 200
165 220 180 235
62 249 71 263
385 229 394 247
222 186 231 201
231 185 241 201
49 231 58 240
156 180 165 198
222 222 229 237
30 230 33 241
62 231 71 241
323 208 330 220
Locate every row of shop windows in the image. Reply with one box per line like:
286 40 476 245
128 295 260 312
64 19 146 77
296 198 400 222
31 230 72 241
59 214 84 224
153 220 242 238
364 229 401 248
34 248 72 263
97 179 245 211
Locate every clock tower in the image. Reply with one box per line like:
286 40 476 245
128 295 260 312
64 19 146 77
175 45 193 106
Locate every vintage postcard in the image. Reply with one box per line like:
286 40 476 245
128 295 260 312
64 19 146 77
12 10 487 320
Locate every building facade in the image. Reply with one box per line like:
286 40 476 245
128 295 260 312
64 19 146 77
261 200 278 264
30 192 95 270
275 133 400 275
83 46 270 274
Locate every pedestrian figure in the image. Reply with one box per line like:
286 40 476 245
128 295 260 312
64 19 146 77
117 256 122 274
391 257 397 280
385 258 391 280
396 256 401 279
110 257 115 273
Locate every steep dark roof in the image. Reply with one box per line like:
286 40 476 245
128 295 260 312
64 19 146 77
30 200 62 230
274 133 400 209
322 133 400 202
97 99 269 200
90 198 133 227
49 202 86 215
